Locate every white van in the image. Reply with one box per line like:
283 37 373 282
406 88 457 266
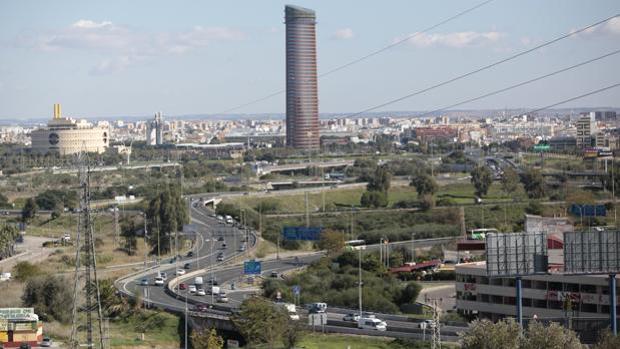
194 276 204 286
358 317 387 331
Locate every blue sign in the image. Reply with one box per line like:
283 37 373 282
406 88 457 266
292 285 301 296
570 204 606 217
282 227 323 241
243 260 261 275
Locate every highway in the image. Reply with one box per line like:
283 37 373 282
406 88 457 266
115 199 465 342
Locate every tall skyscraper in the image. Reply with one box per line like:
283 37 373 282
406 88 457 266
146 112 164 146
285 5 319 150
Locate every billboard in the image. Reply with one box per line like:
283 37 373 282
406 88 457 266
282 227 322 241
243 260 262 275
564 230 620 274
0 308 35 320
569 204 606 217
486 232 548 277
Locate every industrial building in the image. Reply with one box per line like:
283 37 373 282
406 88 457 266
0 308 43 348
30 104 109 155
285 5 320 150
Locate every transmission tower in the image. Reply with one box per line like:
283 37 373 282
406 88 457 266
70 153 105 349
431 299 442 349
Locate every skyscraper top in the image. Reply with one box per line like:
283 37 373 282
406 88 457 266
285 5 315 20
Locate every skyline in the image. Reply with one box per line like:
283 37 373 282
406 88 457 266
0 0 619 119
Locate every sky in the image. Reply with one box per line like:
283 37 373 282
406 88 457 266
0 0 619 119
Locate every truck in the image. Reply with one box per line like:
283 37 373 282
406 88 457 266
308 302 327 314
208 286 221 295
194 276 204 286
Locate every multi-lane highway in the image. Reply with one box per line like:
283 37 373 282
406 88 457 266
115 197 465 342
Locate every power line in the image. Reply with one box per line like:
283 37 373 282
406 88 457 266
527 82 620 114
344 14 619 119
414 48 620 118
218 0 496 114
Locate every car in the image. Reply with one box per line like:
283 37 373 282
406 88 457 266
217 293 229 303
184 263 191 269
40 337 53 347
19 343 31 349
207 277 219 285
179 283 187 290
140 278 149 286
217 236 225 242
194 304 209 312
188 285 197 293
176 269 186 276
154 277 164 286
196 288 206 296
421 319 436 328
159 272 167 280
187 251 194 257
270 271 279 278
221 243 227 249
216 255 224 262
358 317 387 331
342 313 360 322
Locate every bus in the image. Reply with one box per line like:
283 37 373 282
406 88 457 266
468 228 499 241
344 239 366 250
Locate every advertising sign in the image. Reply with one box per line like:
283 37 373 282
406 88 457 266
486 232 548 277
282 227 322 241
564 230 620 274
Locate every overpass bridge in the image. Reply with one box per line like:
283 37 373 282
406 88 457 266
255 159 354 176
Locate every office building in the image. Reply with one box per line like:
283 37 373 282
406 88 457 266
146 112 164 146
576 114 596 148
30 104 109 155
285 5 319 150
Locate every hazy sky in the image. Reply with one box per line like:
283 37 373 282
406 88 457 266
0 0 619 119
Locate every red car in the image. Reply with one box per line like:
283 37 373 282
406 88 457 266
179 283 187 290
194 304 209 312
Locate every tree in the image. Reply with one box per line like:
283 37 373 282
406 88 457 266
51 202 63 220
501 167 520 198
146 184 189 255
0 193 11 208
121 217 138 255
360 190 388 208
318 229 345 255
191 327 224 349
521 168 545 199
22 197 38 222
460 319 520 349
98 279 126 317
521 321 584 349
0 224 19 260
419 194 435 211
471 165 493 198
231 297 288 348
594 329 620 349
22 275 73 323
410 174 438 197
367 165 391 193
396 282 422 306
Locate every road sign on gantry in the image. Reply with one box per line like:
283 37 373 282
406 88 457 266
486 232 548 277
564 230 620 274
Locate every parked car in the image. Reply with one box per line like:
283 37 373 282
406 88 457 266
217 236 225 242
179 283 187 290
187 251 194 257
154 277 164 286
19 343 31 349
358 317 387 331
40 337 53 347
342 313 360 322
270 271 279 278
196 289 206 296
217 254 224 262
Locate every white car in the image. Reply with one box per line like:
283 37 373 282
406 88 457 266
342 313 360 322
188 285 197 293
154 277 164 286
196 288 206 296
358 317 387 331
176 269 186 276
217 293 229 303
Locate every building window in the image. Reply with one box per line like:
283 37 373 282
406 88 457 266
580 284 596 294
548 282 562 291
533 299 547 308
564 283 579 292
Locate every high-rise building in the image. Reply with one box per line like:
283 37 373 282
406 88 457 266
146 112 164 146
285 5 319 150
30 103 109 155
576 114 596 148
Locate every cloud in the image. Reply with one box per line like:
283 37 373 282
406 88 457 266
396 31 503 48
17 20 245 74
332 28 354 40
571 17 620 37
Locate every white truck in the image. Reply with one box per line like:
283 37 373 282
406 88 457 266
208 285 221 295
308 302 327 313
194 276 204 286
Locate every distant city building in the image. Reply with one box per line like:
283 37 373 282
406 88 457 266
30 104 109 155
146 112 164 146
576 114 596 148
285 5 319 150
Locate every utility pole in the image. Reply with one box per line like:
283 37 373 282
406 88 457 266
358 248 363 318
113 205 119 249
305 191 310 227
430 298 442 349
411 233 415 262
